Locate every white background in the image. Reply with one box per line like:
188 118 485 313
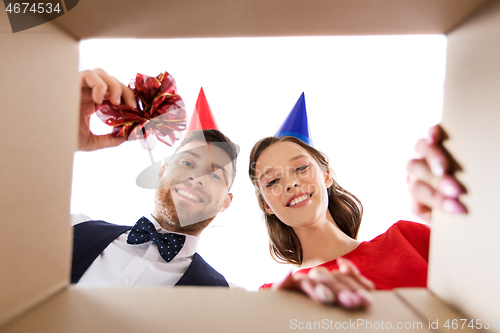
73 35 446 290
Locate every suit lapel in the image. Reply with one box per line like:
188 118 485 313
175 253 229 287
71 220 132 283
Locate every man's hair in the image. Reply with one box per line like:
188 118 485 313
178 129 238 188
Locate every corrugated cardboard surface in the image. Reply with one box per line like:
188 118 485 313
52 0 491 39
2 287 433 333
428 0 500 328
396 289 478 333
0 12 79 328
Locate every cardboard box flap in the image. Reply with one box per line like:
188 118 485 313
429 0 500 326
396 289 479 333
53 0 491 39
2 287 433 333
0 14 79 328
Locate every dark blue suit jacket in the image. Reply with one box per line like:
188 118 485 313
71 220 228 287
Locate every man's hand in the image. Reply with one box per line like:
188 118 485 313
79 69 137 151
272 258 374 309
406 124 467 222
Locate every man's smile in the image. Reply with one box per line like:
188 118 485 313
174 186 204 203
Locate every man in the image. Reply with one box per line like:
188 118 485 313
72 69 238 287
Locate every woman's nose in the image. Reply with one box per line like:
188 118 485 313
286 182 298 192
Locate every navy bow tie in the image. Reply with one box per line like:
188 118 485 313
127 217 186 262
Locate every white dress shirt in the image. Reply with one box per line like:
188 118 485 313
76 214 200 287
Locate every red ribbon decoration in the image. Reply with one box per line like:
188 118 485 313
96 72 187 150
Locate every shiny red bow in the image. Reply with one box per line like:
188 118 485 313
97 72 187 150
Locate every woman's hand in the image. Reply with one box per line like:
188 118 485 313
272 258 374 309
406 124 467 222
79 69 137 151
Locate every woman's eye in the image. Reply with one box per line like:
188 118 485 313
210 173 222 181
295 165 309 173
181 160 193 167
266 179 278 187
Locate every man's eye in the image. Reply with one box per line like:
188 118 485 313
266 179 278 187
181 160 193 167
295 165 309 173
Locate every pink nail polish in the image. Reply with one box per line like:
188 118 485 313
349 291 361 306
339 291 361 308
430 159 444 177
442 199 466 214
356 289 373 304
338 291 353 307
315 284 334 303
443 184 459 197
339 264 349 274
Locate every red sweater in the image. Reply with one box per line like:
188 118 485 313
261 221 430 290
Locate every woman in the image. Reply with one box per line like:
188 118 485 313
248 127 465 308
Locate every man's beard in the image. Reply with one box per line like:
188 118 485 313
154 185 216 234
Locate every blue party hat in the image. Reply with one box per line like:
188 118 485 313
275 92 312 145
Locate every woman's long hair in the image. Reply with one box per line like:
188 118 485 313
248 136 363 266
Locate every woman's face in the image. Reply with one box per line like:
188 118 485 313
255 141 333 229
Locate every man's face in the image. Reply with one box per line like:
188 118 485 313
154 141 234 234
